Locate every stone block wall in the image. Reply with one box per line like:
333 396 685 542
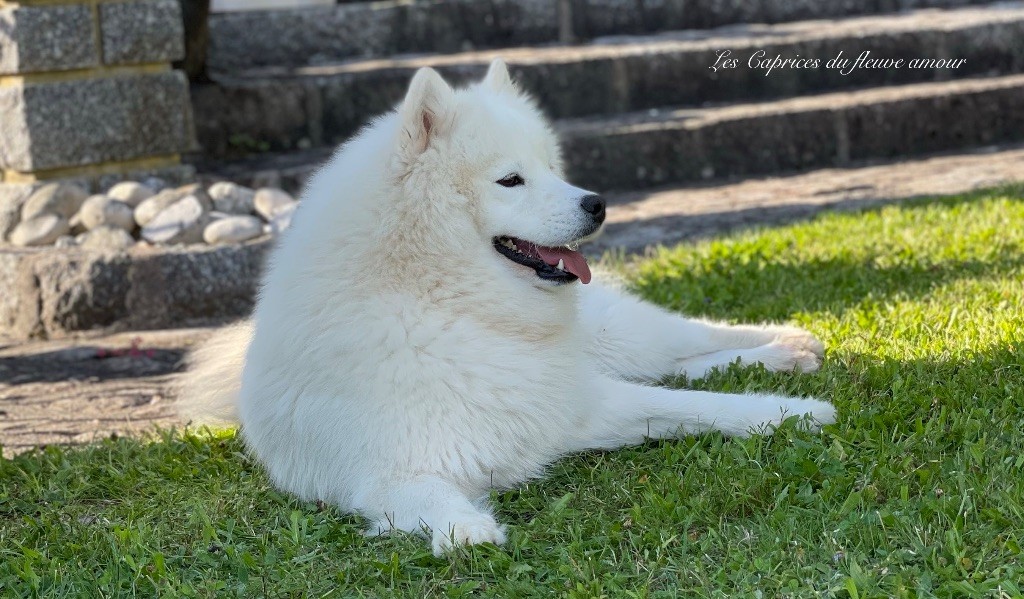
0 0 196 188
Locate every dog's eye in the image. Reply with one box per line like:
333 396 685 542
496 173 525 187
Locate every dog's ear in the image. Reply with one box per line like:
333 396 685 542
399 67 454 154
482 58 517 95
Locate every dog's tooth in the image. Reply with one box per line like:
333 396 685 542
556 259 565 271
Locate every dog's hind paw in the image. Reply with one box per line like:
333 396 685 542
431 516 507 556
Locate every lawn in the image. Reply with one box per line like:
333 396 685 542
2 187 1023 598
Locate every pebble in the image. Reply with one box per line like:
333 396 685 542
106 181 155 207
208 182 256 215
135 184 208 227
9 213 71 246
135 191 182 227
79 226 136 251
0 184 34 242
76 195 135 232
267 201 297 235
141 194 208 244
254 188 296 220
21 182 89 220
203 215 264 244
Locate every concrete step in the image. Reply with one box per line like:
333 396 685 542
192 3 1024 158
561 74 1024 190
206 0 994 71
193 75 1024 193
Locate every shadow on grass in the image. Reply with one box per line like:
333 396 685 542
641 250 1024 322
629 191 1024 321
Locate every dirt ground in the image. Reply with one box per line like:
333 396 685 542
0 328 215 457
3 146 1023 457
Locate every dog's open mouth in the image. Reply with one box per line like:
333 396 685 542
492 236 591 284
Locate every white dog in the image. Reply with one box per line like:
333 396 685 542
180 60 835 556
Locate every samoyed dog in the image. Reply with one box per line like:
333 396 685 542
181 59 835 555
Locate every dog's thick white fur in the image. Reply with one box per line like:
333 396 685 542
180 60 835 556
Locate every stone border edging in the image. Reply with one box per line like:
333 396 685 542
0 240 270 339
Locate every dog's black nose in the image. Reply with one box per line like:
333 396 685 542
580 194 606 224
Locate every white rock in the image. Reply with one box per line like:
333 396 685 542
208 181 256 215
78 226 135 251
106 181 155 207
21 182 89 220
0 183 34 242
135 184 207 227
135 192 181 227
67 213 86 235
76 195 136 231
141 195 209 245
9 213 70 246
254 188 296 220
267 201 297 235
203 215 264 244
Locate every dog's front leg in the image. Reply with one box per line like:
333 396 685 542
573 375 835 451
357 475 506 556
579 282 824 380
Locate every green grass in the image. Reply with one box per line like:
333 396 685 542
3 187 1024 598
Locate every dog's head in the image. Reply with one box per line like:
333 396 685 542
392 60 604 286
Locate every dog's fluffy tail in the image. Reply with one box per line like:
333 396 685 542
176 321 253 425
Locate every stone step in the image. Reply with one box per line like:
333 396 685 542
560 74 1024 190
192 3 1024 158
206 0 994 71
194 75 1024 193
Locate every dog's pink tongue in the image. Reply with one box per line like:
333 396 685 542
535 245 592 284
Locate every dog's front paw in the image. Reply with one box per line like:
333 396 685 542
744 396 836 436
758 327 825 373
431 516 507 556
778 397 836 431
